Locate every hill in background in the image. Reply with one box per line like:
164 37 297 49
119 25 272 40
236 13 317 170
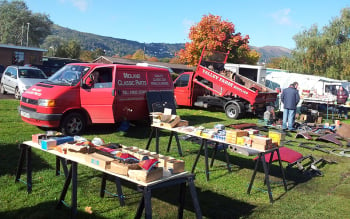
44 24 291 62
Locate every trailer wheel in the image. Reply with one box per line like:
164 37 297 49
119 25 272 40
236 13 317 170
60 112 86 136
225 104 240 119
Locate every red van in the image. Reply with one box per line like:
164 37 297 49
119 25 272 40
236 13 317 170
19 63 174 135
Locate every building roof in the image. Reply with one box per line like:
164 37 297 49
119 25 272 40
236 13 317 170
0 44 47 52
93 56 195 71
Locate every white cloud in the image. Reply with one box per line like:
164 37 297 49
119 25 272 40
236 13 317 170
59 0 89 12
271 8 292 25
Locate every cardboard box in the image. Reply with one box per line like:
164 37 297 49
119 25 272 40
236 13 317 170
166 160 185 173
176 120 189 127
160 115 181 128
128 167 163 183
41 139 57 150
32 134 46 144
252 136 272 146
85 153 114 169
50 136 74 145
243 136 252 146
108 161 140 176
251 142 272 151
268 131 286 146
236 137 245 145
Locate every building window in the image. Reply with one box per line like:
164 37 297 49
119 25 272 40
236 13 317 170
12 51 25 65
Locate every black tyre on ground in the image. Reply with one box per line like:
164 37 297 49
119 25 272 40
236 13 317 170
225 104 240 119
60 112 86 136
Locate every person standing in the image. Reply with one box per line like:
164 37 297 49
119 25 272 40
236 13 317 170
336 86 349 119
281 82 300 131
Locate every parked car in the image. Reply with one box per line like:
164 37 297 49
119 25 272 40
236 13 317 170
0 66 47 99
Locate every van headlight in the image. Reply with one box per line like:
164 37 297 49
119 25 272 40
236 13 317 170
38 99 56 107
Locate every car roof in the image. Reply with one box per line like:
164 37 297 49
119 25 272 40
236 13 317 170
7 65 42 70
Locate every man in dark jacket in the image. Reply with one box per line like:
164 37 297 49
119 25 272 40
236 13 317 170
281 82 300 131
337 86 349 119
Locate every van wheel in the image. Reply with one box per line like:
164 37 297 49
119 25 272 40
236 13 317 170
225 104 240 119
60 112 86 136
0 83 6 94
14 87 21 100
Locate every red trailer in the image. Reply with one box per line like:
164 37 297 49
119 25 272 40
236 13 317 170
173 48 277 119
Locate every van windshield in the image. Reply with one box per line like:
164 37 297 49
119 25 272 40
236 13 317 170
46 65 90 86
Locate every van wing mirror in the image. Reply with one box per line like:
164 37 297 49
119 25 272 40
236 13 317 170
85 75 94 87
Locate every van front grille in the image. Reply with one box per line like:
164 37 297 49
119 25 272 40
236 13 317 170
21 97 38 105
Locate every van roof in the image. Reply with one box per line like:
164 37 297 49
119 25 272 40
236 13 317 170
67 63 171 72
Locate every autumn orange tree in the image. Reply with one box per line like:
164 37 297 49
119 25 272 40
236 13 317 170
178 14 259 66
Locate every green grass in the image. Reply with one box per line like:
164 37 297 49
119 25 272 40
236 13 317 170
1 99 350 218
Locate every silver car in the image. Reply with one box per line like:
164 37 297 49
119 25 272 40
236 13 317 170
0 66 47 99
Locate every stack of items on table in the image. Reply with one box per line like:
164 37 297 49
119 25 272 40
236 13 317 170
32 133 185 183
176 124 286 151
150 108 188 128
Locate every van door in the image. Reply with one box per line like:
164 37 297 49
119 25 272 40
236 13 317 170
114 68 149 121
173 72 192 106
80 66 116 123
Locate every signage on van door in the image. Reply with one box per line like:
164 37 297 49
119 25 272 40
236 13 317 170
117 72 147 87
148 72 171 87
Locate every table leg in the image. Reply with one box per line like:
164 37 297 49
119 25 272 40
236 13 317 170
146 127 154 150
143 187 152 219
210 143 218 168
71 161 78 218
223 147 232 172
191 139 205 173
15 144 26 184
247 154 260 194
178 182 186 219
187 176 202 219
100 173 107 197
56 157 69 177
260 155 274 203
174 133 183 156
203 140 210 181
135 194 145 219
26 146 32 193
155 128 160 154
167 131 174 153
56 165 73 210
115 177 125 206
276 148 288 191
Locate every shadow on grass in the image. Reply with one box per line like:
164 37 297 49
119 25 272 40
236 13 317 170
100 174 256 218
180 115 225 126
0 201 107 219
0 143 52 177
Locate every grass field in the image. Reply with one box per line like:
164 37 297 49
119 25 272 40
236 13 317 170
1 99 350 219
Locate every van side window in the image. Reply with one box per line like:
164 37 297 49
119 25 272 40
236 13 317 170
92 67 113 88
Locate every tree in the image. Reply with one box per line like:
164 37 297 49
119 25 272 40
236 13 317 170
0 0 52 46
131 49 146 60
147 57 159 62
55 40 81 59
177 14 257 66
282 8 350 80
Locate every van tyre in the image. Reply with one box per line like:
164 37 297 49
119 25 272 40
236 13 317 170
0 83 6 94
14 87 20 100
225 104 240 119
60 112 86 136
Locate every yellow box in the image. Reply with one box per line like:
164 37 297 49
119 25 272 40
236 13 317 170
236 137 245 145
268 131 286 146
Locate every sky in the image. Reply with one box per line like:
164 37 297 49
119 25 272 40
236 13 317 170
24 0 350 50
